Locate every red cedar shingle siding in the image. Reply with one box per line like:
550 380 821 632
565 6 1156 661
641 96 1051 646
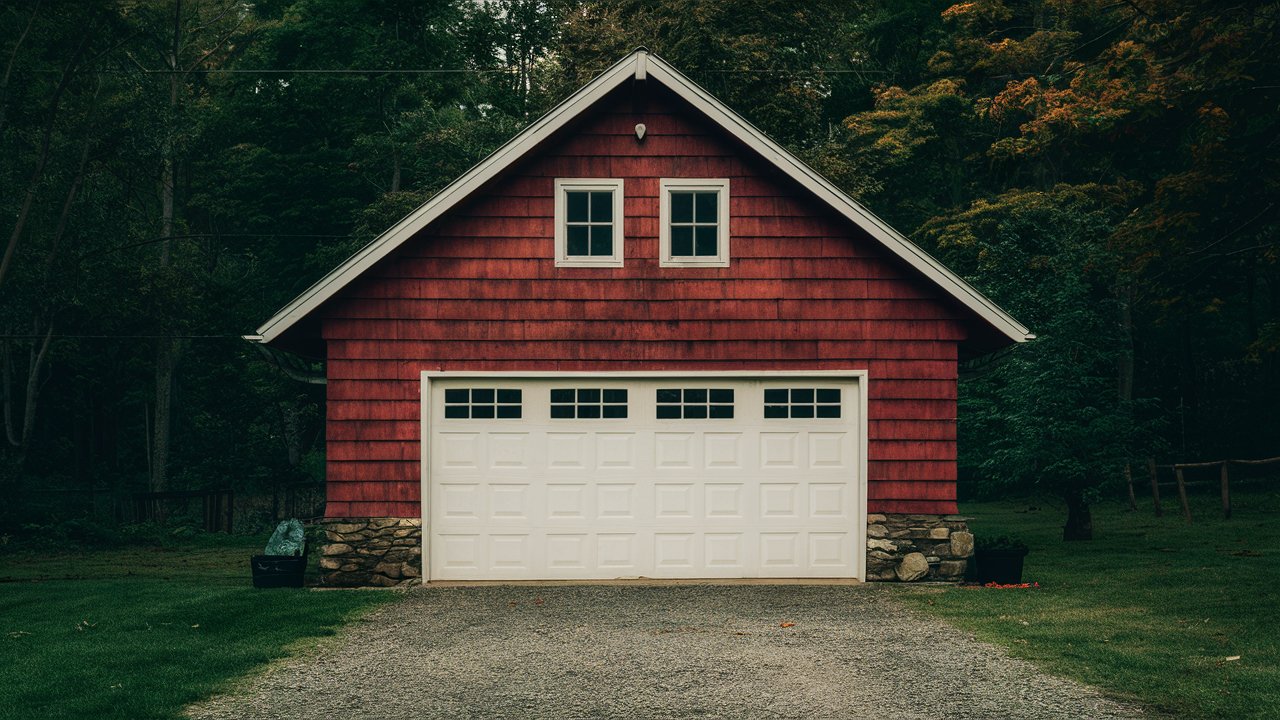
320 85 965 518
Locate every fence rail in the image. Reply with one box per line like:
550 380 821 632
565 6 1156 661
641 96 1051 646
1132 456 1280 523
16 483 325 533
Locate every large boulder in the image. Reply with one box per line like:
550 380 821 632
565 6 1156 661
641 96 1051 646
895 552 930 582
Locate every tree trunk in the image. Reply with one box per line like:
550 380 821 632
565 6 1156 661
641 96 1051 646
1063 489 1094 541
2 336 16 447
0 26 92 291
19 323 54 451
0 0 42 138
149 338 182 492
150 0 182 492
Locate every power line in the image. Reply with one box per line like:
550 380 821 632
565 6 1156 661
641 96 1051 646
20 67 888 75
83 232 356 257
0 334 244 339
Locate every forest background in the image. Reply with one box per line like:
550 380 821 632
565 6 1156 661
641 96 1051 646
1 0 1275 538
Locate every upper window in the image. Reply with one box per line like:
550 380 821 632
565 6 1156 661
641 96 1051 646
554 179 625 267
660 179 730 267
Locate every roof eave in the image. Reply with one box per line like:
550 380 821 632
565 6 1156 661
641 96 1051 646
254 49 1033 347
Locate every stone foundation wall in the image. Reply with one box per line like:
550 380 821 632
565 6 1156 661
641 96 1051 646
865 513 973 582
318 518 422 587
316 514 969 586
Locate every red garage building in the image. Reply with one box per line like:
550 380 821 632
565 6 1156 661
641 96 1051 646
247 50 1032 586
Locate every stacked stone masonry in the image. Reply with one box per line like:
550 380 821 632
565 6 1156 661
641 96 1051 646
866 513 973 582
317 515 971 586
319 518 423 587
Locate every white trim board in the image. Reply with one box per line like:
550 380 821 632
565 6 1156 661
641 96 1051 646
419 369 869 582
252 50 1033 346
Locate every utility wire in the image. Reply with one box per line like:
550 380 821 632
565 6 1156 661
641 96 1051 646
18 67 889 75
82 232 356 257
0 334 246 339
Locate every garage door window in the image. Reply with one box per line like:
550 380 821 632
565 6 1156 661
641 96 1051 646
444 388 522 419
551 388 628 419
656 388 734 419
764 388 841 419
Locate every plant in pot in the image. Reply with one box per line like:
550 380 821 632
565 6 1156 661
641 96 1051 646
973 535 1030 584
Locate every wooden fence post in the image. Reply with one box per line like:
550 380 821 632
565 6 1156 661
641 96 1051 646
1125 463 1137 510
1220 462 1231 520
1147 458 1163 517
1175 466 1192 524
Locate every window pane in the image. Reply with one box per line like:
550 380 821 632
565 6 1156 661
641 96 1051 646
816 388 840 403
657 405 680 419
695 191 717 222
497 405 522 419
657 389 680 403
671 192 694 223
578 388 601 403
472 388 495 403
684 389 707 403
567 191 589 222
445 389 468 403
603 389 627 403
791 388 814 403
590 191 612 222
816 405 841 418
670 226 693 256
566 225 589 256
791 405 814 419
709 404 734 419
472 405 495 419
764 389 788 403
445 405 469 419
694 226 718 256
589 225 612 256
684 405 708 419
709 389 733 403
764 405 787 418
578 404 601 419
497 389 521 403
551 389 574 403
603 405 628 419
551 405 574 419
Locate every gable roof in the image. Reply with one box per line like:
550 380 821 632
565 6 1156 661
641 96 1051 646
249 50 1033 347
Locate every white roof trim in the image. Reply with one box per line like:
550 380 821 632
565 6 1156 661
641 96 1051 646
254 50 1032 345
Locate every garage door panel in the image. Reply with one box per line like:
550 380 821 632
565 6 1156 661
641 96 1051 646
427 376 862 580
596 433 637 468
655 432 696 468
759 432 800 469
704 432 744 468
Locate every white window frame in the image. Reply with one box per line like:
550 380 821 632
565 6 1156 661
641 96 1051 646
659 178 730 267
554 178 625 267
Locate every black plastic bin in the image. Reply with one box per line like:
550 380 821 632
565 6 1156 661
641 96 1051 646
250 554 307 588
973 548 1028 584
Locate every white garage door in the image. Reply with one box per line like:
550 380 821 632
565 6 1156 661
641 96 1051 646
423 374 864 581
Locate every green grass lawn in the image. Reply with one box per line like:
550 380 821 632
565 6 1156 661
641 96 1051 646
0 535 390 720
900 486 1280 719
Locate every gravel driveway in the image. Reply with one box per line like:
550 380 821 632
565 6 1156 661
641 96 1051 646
187 584 1144 719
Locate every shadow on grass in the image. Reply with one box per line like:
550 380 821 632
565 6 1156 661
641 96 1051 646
0 536 391 720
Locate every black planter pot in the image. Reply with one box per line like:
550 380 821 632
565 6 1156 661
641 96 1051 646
974 548 1028 584
250 554 307 588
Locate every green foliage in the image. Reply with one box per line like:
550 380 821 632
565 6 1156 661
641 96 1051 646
0 0 1275 535
924 186 1162 507
974 533 1028 553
